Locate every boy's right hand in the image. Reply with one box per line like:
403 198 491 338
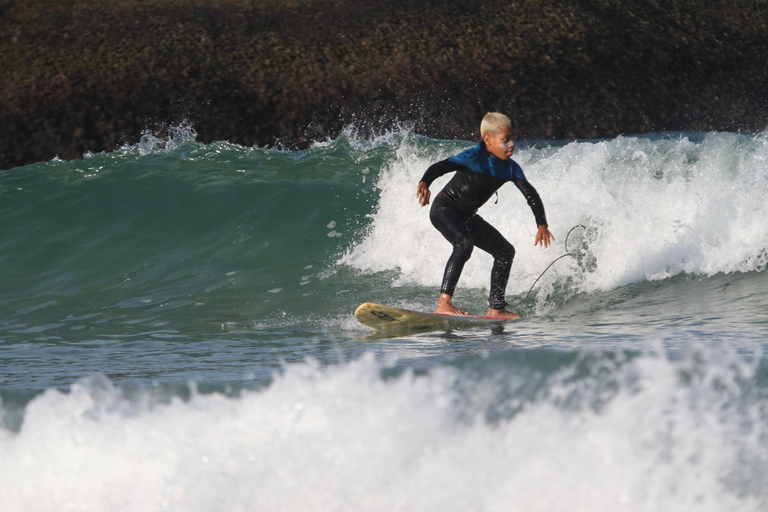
417 181 431 207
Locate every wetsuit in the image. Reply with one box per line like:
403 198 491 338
419 143 548 310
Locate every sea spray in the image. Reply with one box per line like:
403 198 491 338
0 343 765 511
341 132 768 299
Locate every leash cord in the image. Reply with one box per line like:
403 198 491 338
508 224 586 309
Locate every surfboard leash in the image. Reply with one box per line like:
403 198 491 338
508 224 587 309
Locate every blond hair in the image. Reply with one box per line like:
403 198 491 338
480 112 512 138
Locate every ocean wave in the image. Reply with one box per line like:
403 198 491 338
341 131 768 295
1 343 766 511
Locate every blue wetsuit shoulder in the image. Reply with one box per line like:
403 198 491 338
447 143 526 181
419 144 547 226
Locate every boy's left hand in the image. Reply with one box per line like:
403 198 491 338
535 225 555 248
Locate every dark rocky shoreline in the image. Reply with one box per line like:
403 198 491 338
2 0 767 169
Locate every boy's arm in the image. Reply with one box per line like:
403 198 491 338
512 178 547 227
512 178 555 248
416 159 463 207
419 159 463 186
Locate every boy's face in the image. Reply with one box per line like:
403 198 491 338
483 126 515 160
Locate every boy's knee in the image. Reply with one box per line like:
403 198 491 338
454 238 474 261
499 242 515 261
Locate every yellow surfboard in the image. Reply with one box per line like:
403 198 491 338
354 302 517 332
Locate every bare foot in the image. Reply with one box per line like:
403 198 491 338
486 308 521 320
435 293 470 316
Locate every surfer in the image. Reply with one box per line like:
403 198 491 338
416 112 554 319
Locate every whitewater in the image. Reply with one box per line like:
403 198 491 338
1 127 767 511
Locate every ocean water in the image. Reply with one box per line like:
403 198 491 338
1 126 767 511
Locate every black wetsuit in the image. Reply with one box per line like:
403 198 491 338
420 146 547 310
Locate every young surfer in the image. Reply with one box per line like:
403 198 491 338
416 112 554 319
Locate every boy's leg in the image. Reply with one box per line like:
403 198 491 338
429 201 474 315
466 215 517 316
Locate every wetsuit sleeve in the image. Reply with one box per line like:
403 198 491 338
513 178 548 227
419 159 465 186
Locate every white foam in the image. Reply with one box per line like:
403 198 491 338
0 346 764 511
341 132 768 294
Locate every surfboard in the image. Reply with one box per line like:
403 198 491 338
354 302 517 332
